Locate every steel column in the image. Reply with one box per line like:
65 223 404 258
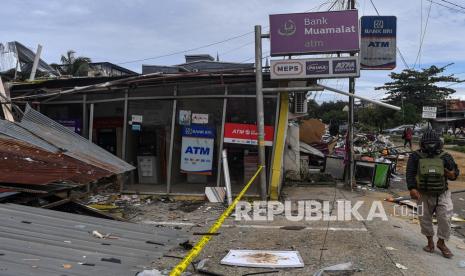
255 25 267 200
166 86 177 193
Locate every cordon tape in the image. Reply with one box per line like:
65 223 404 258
169 165 264 276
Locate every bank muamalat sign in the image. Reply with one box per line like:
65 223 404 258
269 10 359 56
270 56 360 80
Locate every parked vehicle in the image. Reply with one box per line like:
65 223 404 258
383 124 426 136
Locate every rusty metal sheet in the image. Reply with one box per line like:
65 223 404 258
0 135 111 185
19 105 135 174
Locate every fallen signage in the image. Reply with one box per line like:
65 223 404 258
422 106 437 119
269 10 359 56
270 56 360 79
224 123 274 146
360 16 397 69
181 125 215 175
221 250 304 268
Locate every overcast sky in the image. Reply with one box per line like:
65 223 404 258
2 0 465 103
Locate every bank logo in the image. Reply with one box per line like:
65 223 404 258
305 61 329 75
278 20 296 36
373 20 384 29
332 60 357 74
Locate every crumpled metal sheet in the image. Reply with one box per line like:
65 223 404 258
0 135 111 185
0 120 59 153
19 105 135 174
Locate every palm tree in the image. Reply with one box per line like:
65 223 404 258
51 50 91 76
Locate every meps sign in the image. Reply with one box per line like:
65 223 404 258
181 126 215 175
270 56 360 79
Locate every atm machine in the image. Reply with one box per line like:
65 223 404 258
136 128 158 184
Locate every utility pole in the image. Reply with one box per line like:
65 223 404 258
254 25 267 200
347 0 356 190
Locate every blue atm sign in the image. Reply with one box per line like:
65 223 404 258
360 16 397 70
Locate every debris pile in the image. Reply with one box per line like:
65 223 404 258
288 118 408 188
0 105 134 207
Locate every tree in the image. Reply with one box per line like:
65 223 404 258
375 64 463 119
51 50 91 76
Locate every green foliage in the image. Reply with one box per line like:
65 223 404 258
307 100 348 124
444 134 455 144
451 145 465 153
51 50 92 76
358 106 394 131
376 64 463 115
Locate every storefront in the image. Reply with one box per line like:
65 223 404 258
11 73 284 196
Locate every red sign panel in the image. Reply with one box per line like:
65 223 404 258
224 123 274 146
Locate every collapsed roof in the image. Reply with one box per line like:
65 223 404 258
0 41 59 78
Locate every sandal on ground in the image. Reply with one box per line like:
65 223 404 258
423 245 434 253
437 244 454 258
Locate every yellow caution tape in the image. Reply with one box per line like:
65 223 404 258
169 166 264 276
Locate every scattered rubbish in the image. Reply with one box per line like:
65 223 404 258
87 204 118 210
205 187 226 203
136 269 163 276
243 271 279 276
62 264 72 269
193 232 220 236
180 240 194 250
101 257 121 264
63 240 72 244
459 198 465 201
458 260 465 268
21 220 32 224
396 263 408 270
280 226 306 231
195 259 225 276
313 262 353 276
146 240 165 246
452 216 465 222
221 250 304 268
90 230 118 239
163 254 184 259
91 230 104 239
393 225 402 228
78 262 95 266
386 247 397 251
457 244 465 250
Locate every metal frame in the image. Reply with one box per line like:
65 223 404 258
255 25 267 200
82 94 88 138
166 86 177 193
122 89 129 160
37 94 278 105
216 86 228 187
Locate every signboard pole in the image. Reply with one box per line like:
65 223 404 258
348 0 356 191
255 25 267 200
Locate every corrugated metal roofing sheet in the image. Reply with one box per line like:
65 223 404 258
0 135 111 185
19 105 135 174
0 120 59 153
0 203 187 276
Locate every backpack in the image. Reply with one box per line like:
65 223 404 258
415 151 447 194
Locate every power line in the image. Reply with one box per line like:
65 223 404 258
116 0 332 66
426 0 465 13
414 0 433 68
369 0 410 69
117 31 254 65
219 41 255 57
438 0 465 10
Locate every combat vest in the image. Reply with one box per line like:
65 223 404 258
415 151 447 194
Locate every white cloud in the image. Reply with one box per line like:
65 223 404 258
2 0 465 101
